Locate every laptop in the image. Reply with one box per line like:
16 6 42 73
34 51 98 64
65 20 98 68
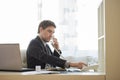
0 43 34 72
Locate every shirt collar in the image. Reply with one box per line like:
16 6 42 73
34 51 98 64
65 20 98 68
38 35 47 46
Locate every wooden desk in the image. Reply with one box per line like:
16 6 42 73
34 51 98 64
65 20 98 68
0 71 105 80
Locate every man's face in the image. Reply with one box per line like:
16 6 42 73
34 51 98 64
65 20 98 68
40 26 55 42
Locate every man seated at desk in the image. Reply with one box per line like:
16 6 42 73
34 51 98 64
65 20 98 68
26 20 87 70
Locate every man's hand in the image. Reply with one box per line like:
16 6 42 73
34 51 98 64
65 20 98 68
52 37 60 50
69 62 88 69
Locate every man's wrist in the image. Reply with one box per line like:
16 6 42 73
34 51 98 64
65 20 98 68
65 61 70 68
57 49 61 53
55 49 61 53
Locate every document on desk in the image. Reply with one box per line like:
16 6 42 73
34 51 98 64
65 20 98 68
66 68 81 72
66 64 99 72
22 71 61 75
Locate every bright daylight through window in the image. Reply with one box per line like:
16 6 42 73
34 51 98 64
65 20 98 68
0 0 102 69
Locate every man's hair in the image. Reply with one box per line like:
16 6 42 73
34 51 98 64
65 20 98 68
38 20 56 33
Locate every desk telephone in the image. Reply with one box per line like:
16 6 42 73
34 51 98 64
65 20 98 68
81 64 99 72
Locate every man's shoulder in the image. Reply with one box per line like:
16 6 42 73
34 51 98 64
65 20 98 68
28 37 41 47
31 36 42 43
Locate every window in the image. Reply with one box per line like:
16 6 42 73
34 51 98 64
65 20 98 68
0 0 38 49
0 0 102 66
39 0 102 59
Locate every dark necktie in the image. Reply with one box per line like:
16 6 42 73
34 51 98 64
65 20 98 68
45 44 53 69
45 44 52 55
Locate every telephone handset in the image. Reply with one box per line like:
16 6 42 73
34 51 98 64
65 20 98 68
50 37 65 59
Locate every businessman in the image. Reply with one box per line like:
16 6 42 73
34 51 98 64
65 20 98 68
27 20 87 69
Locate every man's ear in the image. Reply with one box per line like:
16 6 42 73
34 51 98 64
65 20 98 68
40 27 43 32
